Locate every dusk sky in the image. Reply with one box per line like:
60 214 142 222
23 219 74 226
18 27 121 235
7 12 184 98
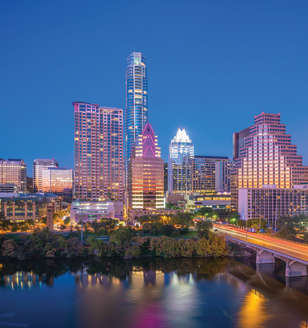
1 0 308 175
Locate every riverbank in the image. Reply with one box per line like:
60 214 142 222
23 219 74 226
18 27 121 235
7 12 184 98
0 228 228 260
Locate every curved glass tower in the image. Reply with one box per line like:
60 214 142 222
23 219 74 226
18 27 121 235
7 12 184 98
125 52 148 176
168 128 194 195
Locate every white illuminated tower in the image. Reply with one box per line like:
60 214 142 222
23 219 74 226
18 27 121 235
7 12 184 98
168 128 194 195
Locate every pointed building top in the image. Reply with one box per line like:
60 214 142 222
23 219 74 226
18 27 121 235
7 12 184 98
172 128 192 143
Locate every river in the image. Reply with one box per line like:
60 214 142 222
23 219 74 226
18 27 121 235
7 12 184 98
0 256 308 328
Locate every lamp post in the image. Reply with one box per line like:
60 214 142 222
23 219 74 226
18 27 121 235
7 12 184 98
81 214 83 243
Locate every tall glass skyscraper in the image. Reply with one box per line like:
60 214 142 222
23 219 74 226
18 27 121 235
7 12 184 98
168 128 194 195
125 52 148 176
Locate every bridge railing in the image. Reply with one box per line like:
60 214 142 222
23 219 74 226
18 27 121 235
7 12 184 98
224 234 308 262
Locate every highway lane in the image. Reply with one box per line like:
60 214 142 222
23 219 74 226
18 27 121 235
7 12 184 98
214 224 308 262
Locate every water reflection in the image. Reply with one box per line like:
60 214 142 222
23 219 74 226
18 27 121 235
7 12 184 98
1 258 308 328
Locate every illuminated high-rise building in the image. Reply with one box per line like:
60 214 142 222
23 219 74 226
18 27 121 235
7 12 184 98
73 102 124 201
0 159 27 192
192 156 230 194
42 167 74 202
128 123 164 215
232 112 308 208
33 159 58 192
125 52 148 176
168 128 194 195
215 160 233 192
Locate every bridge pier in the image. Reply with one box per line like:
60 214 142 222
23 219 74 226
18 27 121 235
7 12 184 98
285 260 307 277
256 250 275 264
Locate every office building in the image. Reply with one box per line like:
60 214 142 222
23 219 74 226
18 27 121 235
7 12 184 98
238 185 308 226
125 52 148 175
0 193 62 222
215 160 233 192
168 128 194 195
73 102 124 201
128 123 164 219
186 192 231 211
33 159 59 192
27 177 33 193
41 167 74 202
0 159 27 192
70 200 124 224
192 156 230 194
0 184 18 193
164 163 168 193
232 112 308 208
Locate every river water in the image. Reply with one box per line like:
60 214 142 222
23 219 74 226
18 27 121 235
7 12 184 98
0 256 308 328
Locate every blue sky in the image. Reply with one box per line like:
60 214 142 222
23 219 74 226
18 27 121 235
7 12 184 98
1 0 308 175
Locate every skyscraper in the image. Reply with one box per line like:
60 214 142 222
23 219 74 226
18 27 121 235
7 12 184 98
192 156 230 194
73 102 124 201
33 159 59 192
0 159 27 192
232 112 308 208
168 128 194 195
215 160 233 192
128 123 164 216
125 52 148 175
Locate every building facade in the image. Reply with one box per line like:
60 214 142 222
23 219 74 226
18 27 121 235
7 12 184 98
186 192 231 211
192 156 229 194
33 159 59 192
70 201 116 223
125 52 148 175
232 112 308 208
0 193 62 222
0 159 27 192
168 128 194 195
27 177 33 193
128 123 164 218
41 167 74 202
73 102 124 202
215 160 233 192
164 163 168 194
0 184 18 193
238 185 308 226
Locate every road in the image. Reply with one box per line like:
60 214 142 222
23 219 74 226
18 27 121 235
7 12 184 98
214 224 308 262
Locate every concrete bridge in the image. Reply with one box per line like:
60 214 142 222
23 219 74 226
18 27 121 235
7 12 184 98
226 235 308 277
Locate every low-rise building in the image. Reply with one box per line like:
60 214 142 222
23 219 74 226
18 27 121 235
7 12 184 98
186 192 231 211
70 201 123 224
0 193 62 222
238 185 308 226
0 184 18 193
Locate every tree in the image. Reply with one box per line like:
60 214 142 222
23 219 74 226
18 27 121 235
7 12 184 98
64 217 70 225
247 219 267 230
11 224 18 232
91 221 100 234
171 213 193 227
162 224 175 236
110 227 133 245
59 224 66 231
277 226 297 240
196 220 213 239
195 207 213 218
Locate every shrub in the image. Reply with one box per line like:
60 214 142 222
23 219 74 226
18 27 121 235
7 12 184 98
124 244 141 258
180 227 189 235
196 221 213 239
162 224 175 236
110 227 133 245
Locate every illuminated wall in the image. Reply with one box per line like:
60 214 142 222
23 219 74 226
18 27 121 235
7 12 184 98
73 102 124 201
168 128 194 195
128 123 164 212
41 167 73 195
125 52 148 176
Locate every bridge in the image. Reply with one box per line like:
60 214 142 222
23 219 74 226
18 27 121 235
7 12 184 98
214 224 308 277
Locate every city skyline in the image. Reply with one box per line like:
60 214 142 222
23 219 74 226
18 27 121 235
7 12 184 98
2 1 308 174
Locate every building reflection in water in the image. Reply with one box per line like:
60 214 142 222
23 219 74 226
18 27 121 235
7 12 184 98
0 271 54 289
